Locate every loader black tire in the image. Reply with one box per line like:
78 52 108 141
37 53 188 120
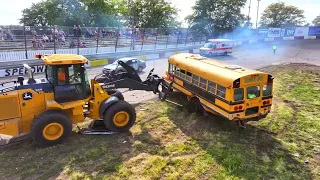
103 100 136 132
31 110 72 146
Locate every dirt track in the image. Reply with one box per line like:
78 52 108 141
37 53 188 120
1 40 320 105
117 40 320 104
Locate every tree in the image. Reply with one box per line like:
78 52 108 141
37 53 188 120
186 0 246 37
20 0 89 26
20 0 126 27
130 0 179 28
312 15 320 26
259 2 305 27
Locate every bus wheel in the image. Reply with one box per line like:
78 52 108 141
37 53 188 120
209 52 213 57
187 97 203 114
223 52 227 56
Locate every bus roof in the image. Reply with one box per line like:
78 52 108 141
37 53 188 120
168 53 268 87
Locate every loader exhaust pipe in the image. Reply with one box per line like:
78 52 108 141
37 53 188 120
23 64 36 84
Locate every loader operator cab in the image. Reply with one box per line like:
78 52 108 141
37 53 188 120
37 54 91 103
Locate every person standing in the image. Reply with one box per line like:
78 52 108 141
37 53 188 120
273 45 277 54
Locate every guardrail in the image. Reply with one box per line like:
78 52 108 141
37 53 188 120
0 44 205 78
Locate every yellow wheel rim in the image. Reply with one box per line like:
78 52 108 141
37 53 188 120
113 111 130 127
43 123 64 141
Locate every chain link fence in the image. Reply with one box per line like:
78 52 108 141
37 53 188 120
0 25 208 60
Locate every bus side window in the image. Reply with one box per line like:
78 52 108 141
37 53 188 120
169 64 174 74
175 67 180 76
208 81 216 94
192 75 199 86
180 69 186 79
186 72 192 82
217 85 226 99
200 77 207 89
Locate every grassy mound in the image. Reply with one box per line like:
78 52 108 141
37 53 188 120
0 63 319 180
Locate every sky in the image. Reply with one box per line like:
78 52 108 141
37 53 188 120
0 0 319 27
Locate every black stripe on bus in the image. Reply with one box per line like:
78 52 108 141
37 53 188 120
172 78 244 114
174 76 244 105
261 104 272 108
262 95 273 100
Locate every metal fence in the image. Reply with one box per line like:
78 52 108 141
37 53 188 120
0 25 207 60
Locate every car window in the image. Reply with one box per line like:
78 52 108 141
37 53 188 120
126 60 133 64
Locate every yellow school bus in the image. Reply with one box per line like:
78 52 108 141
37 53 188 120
163 53 273 123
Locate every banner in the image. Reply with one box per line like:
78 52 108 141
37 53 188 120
268 28 281 38
294 27 309 37
0 65 45 77
308 26 320 36
258 29 268 38
281 28 295 37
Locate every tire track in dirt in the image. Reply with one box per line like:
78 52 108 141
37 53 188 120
276 100 298 136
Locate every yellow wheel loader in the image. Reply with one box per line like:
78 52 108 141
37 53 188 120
0 54 137 146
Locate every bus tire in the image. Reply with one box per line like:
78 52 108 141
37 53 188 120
223 52 227 56
187 97 203 114
209 52 213 57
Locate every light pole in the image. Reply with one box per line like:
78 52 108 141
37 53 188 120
23 13 28 59
247 0 252 26
256 0 261 29
129 0 135 51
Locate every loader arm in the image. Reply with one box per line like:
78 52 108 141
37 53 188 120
102 60 163 94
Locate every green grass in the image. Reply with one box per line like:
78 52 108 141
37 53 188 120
0 64 319 180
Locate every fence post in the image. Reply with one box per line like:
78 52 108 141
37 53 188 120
96 28 99 54
185 28 189 46
154 28 158 49
166 32 169 48
77 26 80 55
115 29 119 52
176 28 180 47
23 25 28 59
53 26 56 54
141 28 145 50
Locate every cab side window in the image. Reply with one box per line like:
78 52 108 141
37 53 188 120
69 64 82 84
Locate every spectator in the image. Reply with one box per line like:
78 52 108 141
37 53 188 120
73 25 77 37
49 35 54 42
42 34 49 43
0 28 3 40
77 25 81 37
70 40 76 48
59 29 66 37
5 30 14 40
31 30 37 36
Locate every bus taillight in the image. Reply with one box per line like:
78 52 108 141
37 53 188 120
234 105 243 111
263 100 271 105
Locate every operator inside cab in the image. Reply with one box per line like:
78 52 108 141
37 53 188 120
58 68 66 84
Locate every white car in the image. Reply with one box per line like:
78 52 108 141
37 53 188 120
102 57 147 74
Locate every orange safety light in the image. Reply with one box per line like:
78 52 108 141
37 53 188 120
35 54 41 59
